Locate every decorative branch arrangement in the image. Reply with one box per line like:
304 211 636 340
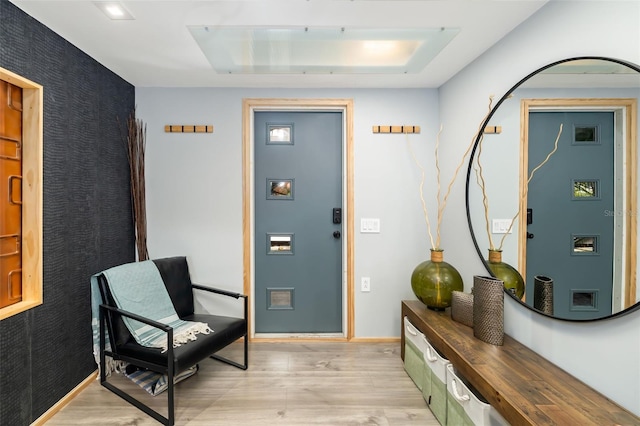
407 95 496 250
474 122 563 251
121 108 149 261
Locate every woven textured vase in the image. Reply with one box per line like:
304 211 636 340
533 275 554 315
411 249 463 310
472 275 504 346
451 290 474 327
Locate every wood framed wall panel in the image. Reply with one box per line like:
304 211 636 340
0 68 42 319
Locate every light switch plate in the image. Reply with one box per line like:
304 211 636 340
361 218 380 233
492 219 513 234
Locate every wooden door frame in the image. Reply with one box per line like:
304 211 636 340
242 98 354 341
519 98 638 309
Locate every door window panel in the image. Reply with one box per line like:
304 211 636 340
267 178 294 200
572 179 599 199
571 290 598 311
266 123 294 145
573 124 600 144
267 233 294 254
267 288 294 310
572 235 598 254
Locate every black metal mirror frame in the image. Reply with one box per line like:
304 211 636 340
465 55 640 322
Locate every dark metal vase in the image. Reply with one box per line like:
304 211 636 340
451 290 474 327
472 275 504 346
533 275 554 315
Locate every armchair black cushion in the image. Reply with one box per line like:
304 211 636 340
97 256 248 426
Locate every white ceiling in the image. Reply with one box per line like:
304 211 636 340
9 0 549 89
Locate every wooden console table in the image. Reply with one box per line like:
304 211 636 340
401 300 639 425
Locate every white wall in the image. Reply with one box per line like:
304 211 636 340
136 88 442 338
137 0 640 416
439 0 640 416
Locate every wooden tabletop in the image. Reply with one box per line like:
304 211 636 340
401 300 640 426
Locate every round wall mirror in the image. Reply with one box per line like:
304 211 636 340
465 56 640 321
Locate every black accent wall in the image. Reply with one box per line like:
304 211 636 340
0 1 135 424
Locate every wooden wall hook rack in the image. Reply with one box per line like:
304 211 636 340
372 125 421 134
164 125 213 133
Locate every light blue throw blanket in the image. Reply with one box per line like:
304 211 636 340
91 260 212 373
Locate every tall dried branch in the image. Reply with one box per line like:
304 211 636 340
496 124 563 250
474 129 494 249
407 133 436 249
435 97 495 248
120 108 149 261
475 118 563 252
471 96 498 249
407 95 494 250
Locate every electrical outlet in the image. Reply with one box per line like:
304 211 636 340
361 277 371 292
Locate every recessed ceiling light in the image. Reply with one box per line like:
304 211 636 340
94 2 135 20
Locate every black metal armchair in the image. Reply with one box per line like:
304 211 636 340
97 256 248 425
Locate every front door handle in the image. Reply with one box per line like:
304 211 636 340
333 231 341 239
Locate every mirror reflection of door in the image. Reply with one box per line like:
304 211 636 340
467 58 640 321
526 111 615 319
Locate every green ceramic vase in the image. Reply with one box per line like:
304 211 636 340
411 250 464 310
486 249 525 299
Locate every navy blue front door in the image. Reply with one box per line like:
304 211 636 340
254 111 343 333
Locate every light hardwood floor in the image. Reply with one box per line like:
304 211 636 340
47 342 438 426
